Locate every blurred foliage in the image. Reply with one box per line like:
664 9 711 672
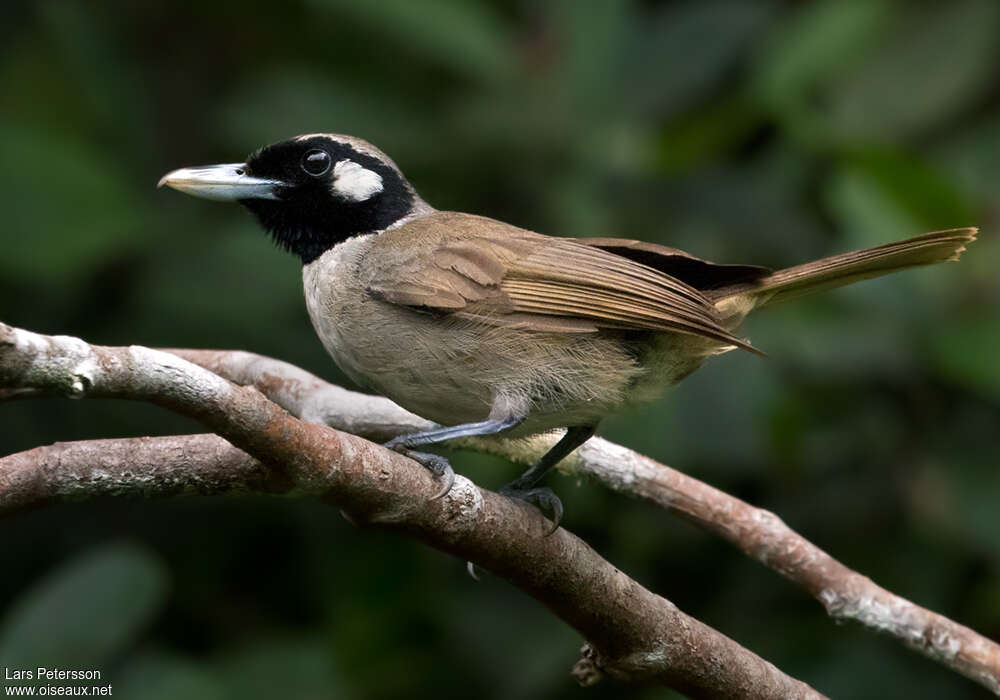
1 0 999 698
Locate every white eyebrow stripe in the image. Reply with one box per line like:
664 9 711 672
331 159 383 202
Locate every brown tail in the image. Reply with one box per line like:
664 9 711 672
711 227 978 308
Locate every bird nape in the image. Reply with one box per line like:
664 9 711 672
159 132 978 532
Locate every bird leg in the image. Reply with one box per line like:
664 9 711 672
499 425 597 535
383 416 524 499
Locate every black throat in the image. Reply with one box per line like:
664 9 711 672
241 188 414 264
240 141 416 264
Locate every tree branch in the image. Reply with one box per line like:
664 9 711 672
165 348 1000 695
0 321 825 699
0 435 288 515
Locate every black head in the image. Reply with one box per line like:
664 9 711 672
159 134 421 264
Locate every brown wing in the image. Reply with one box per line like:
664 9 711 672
362 212 760 353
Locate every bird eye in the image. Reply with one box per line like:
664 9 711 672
301 150 332 176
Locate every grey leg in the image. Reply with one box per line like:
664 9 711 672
384 416 524 451
500 425 597 534
384 415 524 499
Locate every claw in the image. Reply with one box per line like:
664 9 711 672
499 486 563 535
383 442 456 500
430 461 455 500
466 561 481 581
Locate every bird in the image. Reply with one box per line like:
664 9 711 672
159 133 977 531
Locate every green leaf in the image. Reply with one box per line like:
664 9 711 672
827 166 921 243
0 543 168 670
825 0 1000 141
755 0 1000 146
629 0 774 117
753 0 890 111
824 149 973 247
306 0 513 82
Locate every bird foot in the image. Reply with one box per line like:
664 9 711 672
498 484 563 535
383 441 456 500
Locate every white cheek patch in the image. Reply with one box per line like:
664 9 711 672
332 159 383 202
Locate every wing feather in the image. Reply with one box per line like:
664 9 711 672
363 212 760 354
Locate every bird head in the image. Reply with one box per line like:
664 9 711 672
159 134 427 263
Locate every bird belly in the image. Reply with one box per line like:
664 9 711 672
302 240 717 434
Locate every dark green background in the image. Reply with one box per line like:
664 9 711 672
2 1 999 698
